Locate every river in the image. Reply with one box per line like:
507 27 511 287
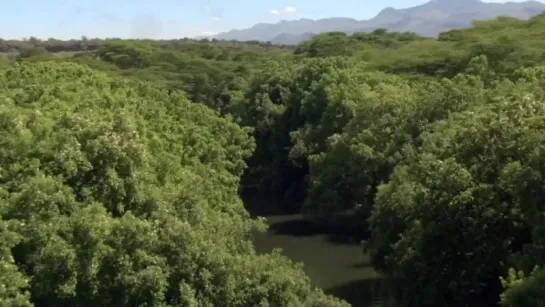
246 194 392 307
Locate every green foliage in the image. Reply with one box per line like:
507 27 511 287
0 219 33 307
0 61 347 307
294 30 426 58
225 16 545 303
231 57 375 206
16 47 51 60
80 41 289 112
293 15 545 80
367 77 545 306
5 12 545 307
233 15 545 306
501 267 545 307
299 70 486 225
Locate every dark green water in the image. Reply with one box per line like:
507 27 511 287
247 196 392 306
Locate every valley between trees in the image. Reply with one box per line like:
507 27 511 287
2 14 545 307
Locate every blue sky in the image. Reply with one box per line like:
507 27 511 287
0 0 539 39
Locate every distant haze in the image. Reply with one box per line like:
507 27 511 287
212 0 545 45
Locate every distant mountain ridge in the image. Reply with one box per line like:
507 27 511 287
212 0 545 44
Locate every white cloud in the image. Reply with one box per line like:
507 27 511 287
270 6 297 15
284 6 297 13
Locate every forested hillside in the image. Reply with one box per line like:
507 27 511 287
2 14 545 307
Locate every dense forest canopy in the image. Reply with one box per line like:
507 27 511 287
2 14 545 307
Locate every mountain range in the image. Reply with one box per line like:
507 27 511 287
212 0 545 45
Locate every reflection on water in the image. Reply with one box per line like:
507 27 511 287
252 213 391 307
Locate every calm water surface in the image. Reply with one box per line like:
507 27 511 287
251 211 391 306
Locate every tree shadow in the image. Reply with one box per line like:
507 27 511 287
268 218 324 236
242 189 302 217
325 277 393 307
349 262 374 269
266 215 370 245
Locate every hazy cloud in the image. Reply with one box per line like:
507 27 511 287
270 6 297 15
201 0 223 20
